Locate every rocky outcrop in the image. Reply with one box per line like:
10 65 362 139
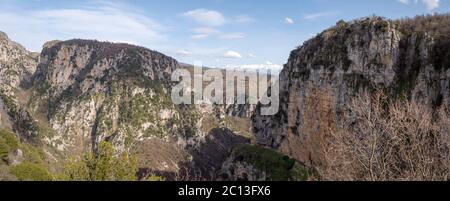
0 99 12 130
252 15 450 166
0 32 40 143
28 40 201 154
0 31 38 95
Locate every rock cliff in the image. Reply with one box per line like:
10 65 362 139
0 35 254 180
252 15 450 166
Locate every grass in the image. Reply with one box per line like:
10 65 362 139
0 129 19 164
9 162 53 181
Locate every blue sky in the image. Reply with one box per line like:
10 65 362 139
0 0 448 70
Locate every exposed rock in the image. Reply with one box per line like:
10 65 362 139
0 37 253 178
0 31 38 94
0 99 12 130
0 31 256 180
28 39 199 155
252 15 450 166
7 149 24 166
0 31 41 143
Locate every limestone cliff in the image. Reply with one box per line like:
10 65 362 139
252 15 450 166
0 31 38 96
0 32 40 142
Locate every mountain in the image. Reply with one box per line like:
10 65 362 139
252 15 450 170
0 31 38 95
2 14 449 181
0 32 40 144
0 35 258 180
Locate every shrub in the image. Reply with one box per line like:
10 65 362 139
9 162 53 181
145 175 166 181
0 129 19 163
59 141 138 181
320 90 450 181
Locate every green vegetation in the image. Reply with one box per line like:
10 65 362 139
232 145 312 181
10 162 53 181
146 175 165 181
0 130 51 181
58 141 138 181
0 94 41 144
19 143 46 164
0 129 19 164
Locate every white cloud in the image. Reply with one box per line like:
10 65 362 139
219 33 246 39
177 50 192 56
422 0 440 10
182 9 251 41
190 27 220 39
191 27 220 35
223 50 242 59
189 27 245 40
191 34 209 40
398 0 440 10
304 12 337 20
234 15 254 23
285 17 294 24
0 3 163 51
248 53 257 58
182 9 226 27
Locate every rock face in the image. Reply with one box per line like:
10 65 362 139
30 40 185 154
0 31 38 95
0 32 40 141
0 99 12 130
252 15 450 166
0 34 254 179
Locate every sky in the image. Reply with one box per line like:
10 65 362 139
0 0 449 71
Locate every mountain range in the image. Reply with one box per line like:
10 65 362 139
1 14 450 181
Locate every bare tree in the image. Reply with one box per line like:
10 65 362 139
318 89 450 181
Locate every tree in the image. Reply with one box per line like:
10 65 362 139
59 141 138 181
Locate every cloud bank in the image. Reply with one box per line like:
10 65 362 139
0 2 164 51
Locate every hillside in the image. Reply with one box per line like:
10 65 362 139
0 35 259 180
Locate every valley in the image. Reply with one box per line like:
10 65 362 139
1 14 450 181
